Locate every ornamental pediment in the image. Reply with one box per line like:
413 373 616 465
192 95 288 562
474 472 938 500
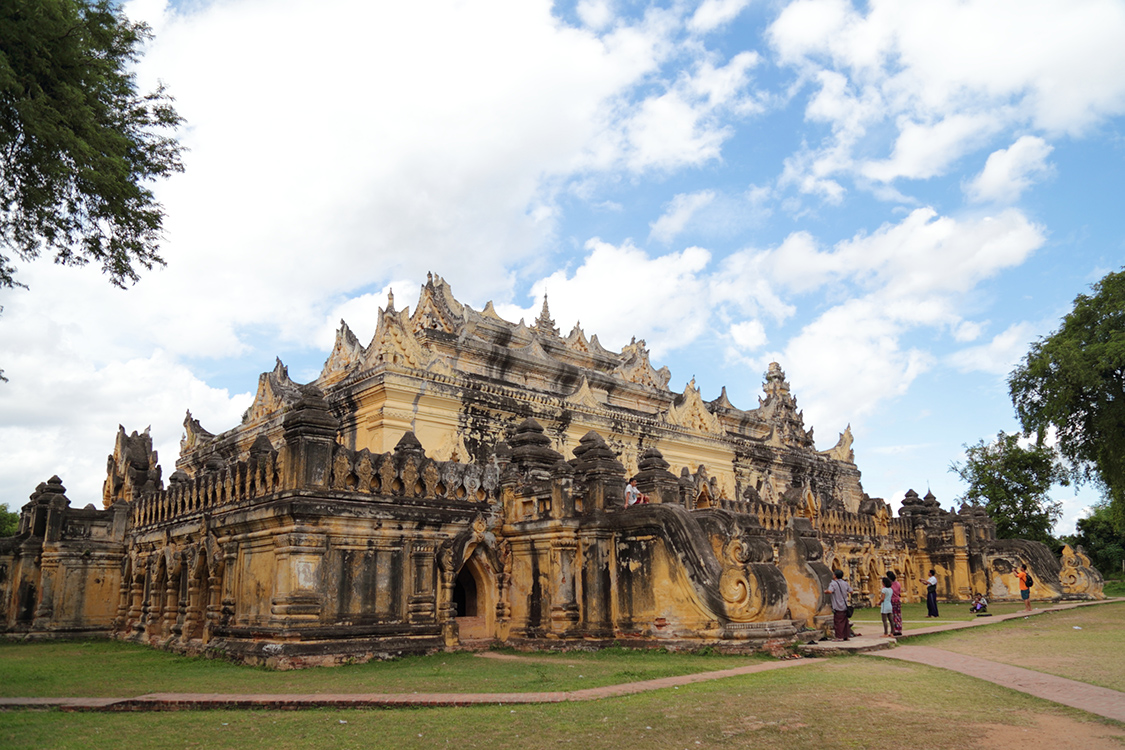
666 381 721 434
364 304 429 371
243 359 302 424
320 320 365 384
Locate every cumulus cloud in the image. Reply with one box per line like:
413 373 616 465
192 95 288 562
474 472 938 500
0 340 249 508
496 204 1044 440
688 0 753 34
2 0 777 506
649 190 716 243
965 136 1055 204
729 320 768 349
768 0 1125 198
496 239 713 357
577 0 615 30
948 321 1038 375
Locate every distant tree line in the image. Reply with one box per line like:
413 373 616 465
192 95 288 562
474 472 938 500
951 267 1125 579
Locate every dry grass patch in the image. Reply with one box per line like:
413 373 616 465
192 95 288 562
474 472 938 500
905 601 1125 691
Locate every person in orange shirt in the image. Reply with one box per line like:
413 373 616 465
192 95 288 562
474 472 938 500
1017 564 1032 612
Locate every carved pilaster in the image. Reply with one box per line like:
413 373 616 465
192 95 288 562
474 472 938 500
550 538 580 634
408 543 437 622
269 531 327 625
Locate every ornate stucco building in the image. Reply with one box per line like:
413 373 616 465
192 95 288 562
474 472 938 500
0 274 1104 667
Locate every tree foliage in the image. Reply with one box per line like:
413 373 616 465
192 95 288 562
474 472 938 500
1009 269 1125 533
0 505 19 537
1064 501 1125 578
0 0 183 291
949 431 1066 545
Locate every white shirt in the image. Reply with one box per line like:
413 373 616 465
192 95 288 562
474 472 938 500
625 484 640 506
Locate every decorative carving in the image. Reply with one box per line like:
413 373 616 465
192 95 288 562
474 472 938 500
614 338 671 390
757 362 813 448
666 380 722 434
103 426 162 507
825 424 855 462
320 320 365 383
566 376 603 410
534 294 559 336
364 304 429 371
181 411 215 455
243 359 303 424
412 273 465 335
564 323 590 353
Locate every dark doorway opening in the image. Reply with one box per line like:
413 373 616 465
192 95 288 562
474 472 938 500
453 568 478 617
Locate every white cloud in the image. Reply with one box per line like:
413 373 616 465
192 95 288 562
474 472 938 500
729 320 767 349
649 190 716 243
618 51 761 171
965 136 1055 204
497 239 713 357
494 204 1044 441
5 0 765 508
0 344 249 509
948 321 1038 375
768 0 1125 198
577 0 615 30
688 0 753 34
861 113 1003 182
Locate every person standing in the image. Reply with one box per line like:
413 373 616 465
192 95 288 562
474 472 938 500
879 577 894 637
825 570 852 641
922 569 939 618
887 571 903 636
1017 564 1032 612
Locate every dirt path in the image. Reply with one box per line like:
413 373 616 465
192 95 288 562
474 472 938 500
871 645 1125 722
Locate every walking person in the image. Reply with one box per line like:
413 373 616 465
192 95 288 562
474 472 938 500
887 570 903 636
879 577 894 637
825 570 852 641
1017 564 1033 612
922 569 939 618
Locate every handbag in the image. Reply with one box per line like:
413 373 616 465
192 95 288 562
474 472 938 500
845 605 855 618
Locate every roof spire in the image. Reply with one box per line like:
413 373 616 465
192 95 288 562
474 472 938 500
535 293 559 336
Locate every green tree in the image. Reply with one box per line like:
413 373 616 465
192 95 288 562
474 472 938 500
949 431 1066 545
0 0 184 292
1065 500 1125 578
0 504 19 536
1009 269 1125 533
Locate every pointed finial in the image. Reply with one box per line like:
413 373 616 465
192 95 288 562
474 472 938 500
535 292 559 335
387 288 395 311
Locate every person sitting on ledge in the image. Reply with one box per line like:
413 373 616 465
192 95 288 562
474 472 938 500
625 478 649 506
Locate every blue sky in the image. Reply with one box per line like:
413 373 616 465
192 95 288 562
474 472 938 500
2 0 1124 534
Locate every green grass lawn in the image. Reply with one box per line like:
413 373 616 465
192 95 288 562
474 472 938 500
2 655 1122 750
3 602 1124 749
0 641 766 698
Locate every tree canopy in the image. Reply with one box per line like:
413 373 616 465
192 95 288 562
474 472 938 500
1065 500 1125 578
0 505 18 537
949 431 1066 545
0 0 183 291
1009 268 1125 533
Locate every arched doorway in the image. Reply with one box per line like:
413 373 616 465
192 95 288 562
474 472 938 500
453 567 478 618
453 549 494 642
